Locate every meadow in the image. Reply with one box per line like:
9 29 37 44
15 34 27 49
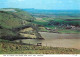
0 39 80 54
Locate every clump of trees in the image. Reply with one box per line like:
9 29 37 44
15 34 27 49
48 20 80 27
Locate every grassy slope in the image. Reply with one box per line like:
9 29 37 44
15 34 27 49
0 8 42 39
0 9 34 29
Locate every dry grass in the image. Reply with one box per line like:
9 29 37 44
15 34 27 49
0 40 80 54
20 27 33 32
20 33 36 38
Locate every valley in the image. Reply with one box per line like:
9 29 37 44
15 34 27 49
0 8 80 54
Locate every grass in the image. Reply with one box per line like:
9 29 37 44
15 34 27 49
20 27 33 32
20 33 36 38
58 29 80 34
0 39 80 54
0 29 17 38
38 27 48 32
32 17 80 34
0 9 34 29
33 20 48 26
0 8 42 39
0 9 80 54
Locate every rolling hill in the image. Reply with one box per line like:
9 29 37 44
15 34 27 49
0 8 43 40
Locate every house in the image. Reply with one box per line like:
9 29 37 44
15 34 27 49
37 43 42 46
66 25 76 29
46 28 51 30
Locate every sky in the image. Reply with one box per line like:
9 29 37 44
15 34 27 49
0 0 80 10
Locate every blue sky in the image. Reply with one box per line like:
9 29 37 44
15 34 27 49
0 0 80 10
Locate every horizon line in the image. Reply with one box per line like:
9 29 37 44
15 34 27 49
0 8 80 11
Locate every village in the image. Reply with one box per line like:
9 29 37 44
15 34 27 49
45 24 80 33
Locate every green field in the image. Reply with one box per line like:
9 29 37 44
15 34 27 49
32 17 80 34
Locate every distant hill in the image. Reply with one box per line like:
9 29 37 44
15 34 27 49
22 8 80 15
0 8 43 40
22 8 80 19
